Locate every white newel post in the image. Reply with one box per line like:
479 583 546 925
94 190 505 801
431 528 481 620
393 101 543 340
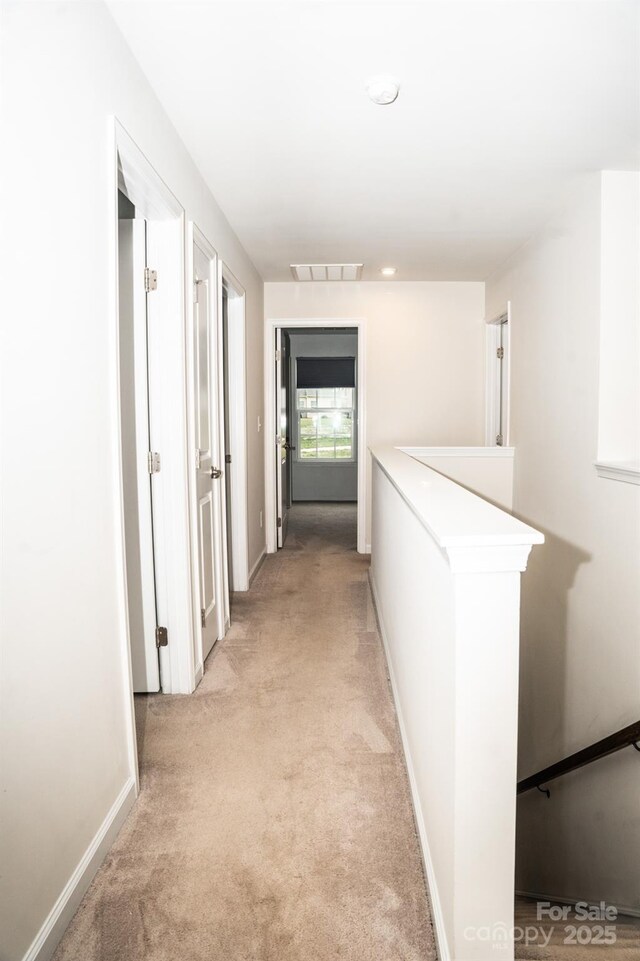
369 448 543 961
448 550 529 961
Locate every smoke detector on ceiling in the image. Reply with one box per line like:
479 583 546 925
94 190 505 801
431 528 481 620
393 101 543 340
290 264 364 282
366 76 400 105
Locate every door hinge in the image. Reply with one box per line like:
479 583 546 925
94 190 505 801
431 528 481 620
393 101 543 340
148 451 161 474
155 625 168 648
201 608 206 629
496 433 504 446
275 349 281 362
195 448 202 470
144 268 158 292
496 346 504 360
225 453 232 464
277 517 282 528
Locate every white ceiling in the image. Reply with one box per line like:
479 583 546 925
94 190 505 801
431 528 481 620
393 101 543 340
108 1 640 281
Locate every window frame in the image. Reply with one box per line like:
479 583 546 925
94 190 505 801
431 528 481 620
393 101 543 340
294 385 356 464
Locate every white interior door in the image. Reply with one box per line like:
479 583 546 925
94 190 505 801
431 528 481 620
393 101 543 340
275 329 290 547
118 216 160 692
193 241 224 663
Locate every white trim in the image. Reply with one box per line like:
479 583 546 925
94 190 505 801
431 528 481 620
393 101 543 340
216 264 230 612
108 118 139 789
264 318 367 554
221 265 250 592
116 119 196 696
116 125 182 220
249 548 267 585
133 219 160 691
371 446 543 553
368 571 451 961
21 778 136 961
186 224 229 679
516 890 640 921
275 328 286 547
401 446 515 458
485 302 511 447
595 461 640 485
185 224 205 682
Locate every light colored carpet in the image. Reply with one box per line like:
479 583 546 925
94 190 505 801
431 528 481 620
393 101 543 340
52 503 435 961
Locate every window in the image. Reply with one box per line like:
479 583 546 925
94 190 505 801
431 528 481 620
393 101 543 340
296 387 355 460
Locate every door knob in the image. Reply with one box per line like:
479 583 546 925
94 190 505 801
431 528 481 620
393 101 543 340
210 467 223 479
283 441 296 452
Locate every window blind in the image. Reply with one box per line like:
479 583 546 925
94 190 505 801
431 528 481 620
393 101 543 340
296 357 355 389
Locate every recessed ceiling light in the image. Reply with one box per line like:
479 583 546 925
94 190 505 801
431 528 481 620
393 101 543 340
381 267 397 276
366 76 400 106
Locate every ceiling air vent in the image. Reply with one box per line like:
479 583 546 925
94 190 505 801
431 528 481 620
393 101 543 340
290 263 363 282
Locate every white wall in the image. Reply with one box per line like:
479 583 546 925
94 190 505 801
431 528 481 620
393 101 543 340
265 281 486 546
403 447 514 511
597 171 640 465
486 174 640 913
0 3 264 960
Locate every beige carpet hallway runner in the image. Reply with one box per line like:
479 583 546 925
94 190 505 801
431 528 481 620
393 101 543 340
53 504 435 961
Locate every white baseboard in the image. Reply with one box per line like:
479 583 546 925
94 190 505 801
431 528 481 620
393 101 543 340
23 777 137 961
368 570 451 961
248 549 267 586
516 889 640 920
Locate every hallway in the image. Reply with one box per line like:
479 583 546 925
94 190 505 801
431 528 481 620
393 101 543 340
53 504 435 961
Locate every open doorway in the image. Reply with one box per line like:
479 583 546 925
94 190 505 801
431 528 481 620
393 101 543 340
115 122 203 714
266 322 365 553
117 189 161 694
485 303 511 447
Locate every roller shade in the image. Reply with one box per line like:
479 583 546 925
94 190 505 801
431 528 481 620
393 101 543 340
296 357 355 389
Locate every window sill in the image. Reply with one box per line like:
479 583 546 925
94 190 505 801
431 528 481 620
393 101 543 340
595 461 640 486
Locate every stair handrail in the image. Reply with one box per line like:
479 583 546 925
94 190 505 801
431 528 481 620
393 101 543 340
517 720 640 798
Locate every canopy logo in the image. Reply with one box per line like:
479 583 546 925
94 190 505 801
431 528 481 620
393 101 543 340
464 902 619 949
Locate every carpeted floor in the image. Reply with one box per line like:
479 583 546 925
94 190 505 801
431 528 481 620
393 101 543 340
52 503 436 961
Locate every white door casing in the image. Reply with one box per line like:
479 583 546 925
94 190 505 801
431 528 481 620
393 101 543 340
191 231 226 667
118 121 199 697
219 264 249 593
118 217 160 692
265 318 367 555
275 328 289 547
485 303 511 447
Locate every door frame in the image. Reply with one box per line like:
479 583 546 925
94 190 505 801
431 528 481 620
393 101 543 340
117 216 159 694
264 318 367 554
186 224 228 681
220 264 250 593
485 301 511 447
113 119 199 711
